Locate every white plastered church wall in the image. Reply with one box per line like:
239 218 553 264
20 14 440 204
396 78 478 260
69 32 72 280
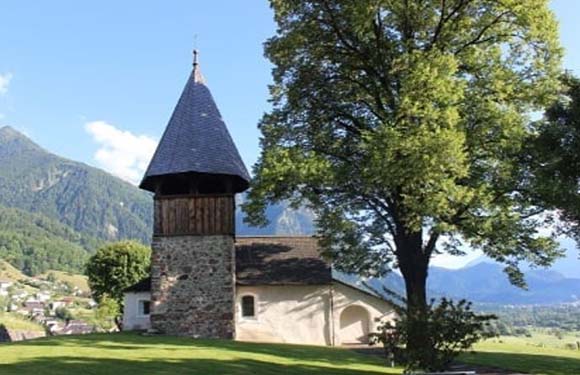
235 282 395 346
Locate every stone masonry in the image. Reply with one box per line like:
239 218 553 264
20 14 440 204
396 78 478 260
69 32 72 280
150 235 236 338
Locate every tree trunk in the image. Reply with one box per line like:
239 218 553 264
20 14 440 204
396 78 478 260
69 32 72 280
395 229 431 364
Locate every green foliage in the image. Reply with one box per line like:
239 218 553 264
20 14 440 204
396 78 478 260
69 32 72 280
45 273 57 283
0 205 90 275
482 304 580 331
93 294 120 331
527 74 580 244
247 0 564 283
246 0 567 355
54 307 74 322
0 296 8 312
372 298 496 372
85 241 151 307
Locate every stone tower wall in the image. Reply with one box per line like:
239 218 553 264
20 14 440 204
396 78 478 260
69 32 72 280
150 235 235 338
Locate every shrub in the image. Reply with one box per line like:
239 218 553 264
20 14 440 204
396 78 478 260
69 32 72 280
54 307 74 322
93 294 120 332
371 298 496 372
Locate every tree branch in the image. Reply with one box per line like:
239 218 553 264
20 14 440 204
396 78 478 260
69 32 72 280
425 231 440 259
454 10 512 54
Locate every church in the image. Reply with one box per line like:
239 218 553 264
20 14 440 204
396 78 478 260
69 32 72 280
122 52 395 346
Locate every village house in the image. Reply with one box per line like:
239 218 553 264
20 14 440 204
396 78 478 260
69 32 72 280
35 291 51 303
11 290 28 301
58 320 94 335
23 300 45 316
122 52 395 346
0 279 13 296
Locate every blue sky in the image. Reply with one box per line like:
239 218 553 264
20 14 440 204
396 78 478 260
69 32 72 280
0 0 275 182
1 1 579 180
1 1 579 269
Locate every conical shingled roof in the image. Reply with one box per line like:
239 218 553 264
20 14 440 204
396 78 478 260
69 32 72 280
140 60 250 193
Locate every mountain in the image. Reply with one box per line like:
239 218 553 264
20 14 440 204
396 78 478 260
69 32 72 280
428 262 580 305
236 195 315 235
460 240 579 279
0 126 153 244
0 126 314 275
356 261 580 306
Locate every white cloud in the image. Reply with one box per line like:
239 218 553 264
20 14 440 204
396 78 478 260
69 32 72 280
0 73 12 95
85 121 157 185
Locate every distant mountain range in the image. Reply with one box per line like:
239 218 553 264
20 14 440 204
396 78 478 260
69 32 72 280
0 125 578 305
0 126 315 275
349 261 580 306
428 262 580 305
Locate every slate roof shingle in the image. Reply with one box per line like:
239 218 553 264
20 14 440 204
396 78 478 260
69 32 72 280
140 64 250 193
235 236 332 285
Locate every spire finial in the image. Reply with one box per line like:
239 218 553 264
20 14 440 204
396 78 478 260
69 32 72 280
193 49 199 68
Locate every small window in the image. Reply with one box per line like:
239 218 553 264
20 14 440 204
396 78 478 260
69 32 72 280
138 300 150 316
241 295 255 318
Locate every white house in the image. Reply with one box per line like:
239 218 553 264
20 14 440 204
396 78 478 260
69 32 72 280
0 279 13 296
36 291 51 302
124 236 395 346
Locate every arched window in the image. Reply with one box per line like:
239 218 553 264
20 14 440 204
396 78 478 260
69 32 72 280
241 295 255 318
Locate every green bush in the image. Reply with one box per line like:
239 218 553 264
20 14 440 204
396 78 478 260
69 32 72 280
85 241 150 307
371 298 496 372
55 307 74 322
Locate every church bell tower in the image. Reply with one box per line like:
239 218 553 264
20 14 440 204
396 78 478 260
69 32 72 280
139 51 250 338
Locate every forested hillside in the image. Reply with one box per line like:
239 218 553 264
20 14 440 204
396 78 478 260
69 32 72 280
0 126 316 276
0 126 153 275
0 205 90 275
0 126 153 244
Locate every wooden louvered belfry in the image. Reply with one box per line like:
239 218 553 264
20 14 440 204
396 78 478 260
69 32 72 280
153 194 235 236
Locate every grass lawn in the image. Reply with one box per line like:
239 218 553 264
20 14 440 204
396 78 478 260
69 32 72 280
460 336 580 375
515 329 580 350
0 332 401 375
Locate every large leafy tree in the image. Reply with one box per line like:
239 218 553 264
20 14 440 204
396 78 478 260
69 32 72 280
244 0 565 353
86 241 150 307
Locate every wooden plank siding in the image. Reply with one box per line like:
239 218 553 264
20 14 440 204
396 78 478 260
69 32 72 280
154 194 235 236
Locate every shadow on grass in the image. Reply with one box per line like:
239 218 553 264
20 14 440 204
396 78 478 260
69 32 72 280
0 356 389 375
0 333 393 375
460 350 580 375
17 333 379 365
